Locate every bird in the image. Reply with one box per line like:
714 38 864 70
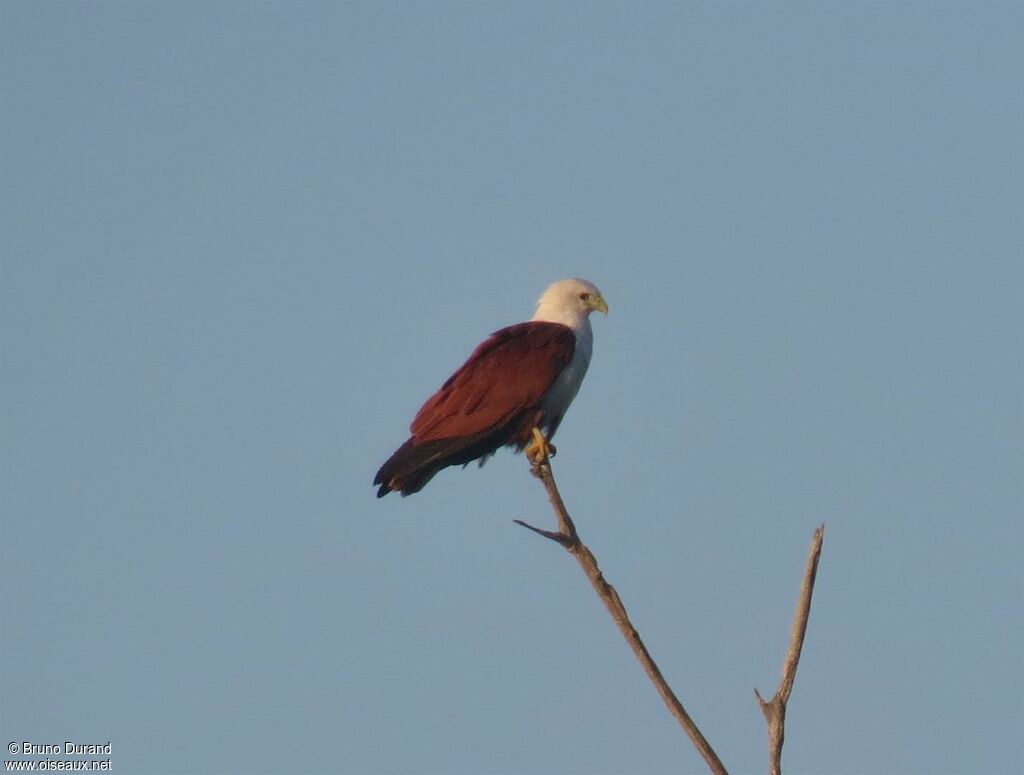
374 278 608 497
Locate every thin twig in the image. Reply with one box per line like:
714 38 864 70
755 524 825 775
516 456 730 775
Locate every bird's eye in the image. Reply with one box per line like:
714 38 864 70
578 292 591 301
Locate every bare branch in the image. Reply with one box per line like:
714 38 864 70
755 524 826 775
516 455 730 775
511 518 573 546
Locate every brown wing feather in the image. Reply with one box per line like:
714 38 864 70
410 322 576 442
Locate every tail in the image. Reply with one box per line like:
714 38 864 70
374 438 446 497
373 432 500 497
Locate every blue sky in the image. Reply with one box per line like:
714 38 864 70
2 2 1021 774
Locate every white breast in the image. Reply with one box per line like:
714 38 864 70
542 320 593 426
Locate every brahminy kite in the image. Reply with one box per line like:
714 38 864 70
374 278 608 497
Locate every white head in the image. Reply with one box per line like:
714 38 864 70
531 278 609 329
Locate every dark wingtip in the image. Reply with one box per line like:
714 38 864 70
374 435 471 499
373 464 391 498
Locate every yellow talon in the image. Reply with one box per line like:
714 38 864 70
526 427 556 464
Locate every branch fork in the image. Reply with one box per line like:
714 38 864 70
755 525 825 775
514 428 825 775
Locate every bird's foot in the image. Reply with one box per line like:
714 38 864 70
525 427 556 465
